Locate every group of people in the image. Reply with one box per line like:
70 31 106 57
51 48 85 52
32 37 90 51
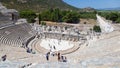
20 63 32 68
58 52 67 62
46 52 67 62
1 55 7 61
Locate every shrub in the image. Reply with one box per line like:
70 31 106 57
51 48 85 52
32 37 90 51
41 21 46 25
93 25 101 32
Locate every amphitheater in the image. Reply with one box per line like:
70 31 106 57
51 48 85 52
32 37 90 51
1 5 120 68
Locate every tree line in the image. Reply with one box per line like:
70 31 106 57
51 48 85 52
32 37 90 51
39 8 80 24
79 11 97 19
98 12 120 23
19 8 97 24
20 10 36 23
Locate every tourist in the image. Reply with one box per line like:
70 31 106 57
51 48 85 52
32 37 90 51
61 56 64 62
61 56 67 62
26 48 32 53
53 46 56 50
46 52 50 61
46 54 49 61
1 55 7 61
63 56 67 62
58 52 61 61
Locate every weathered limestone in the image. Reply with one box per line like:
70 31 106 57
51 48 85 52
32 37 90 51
0 23 35 47
96 14 114 33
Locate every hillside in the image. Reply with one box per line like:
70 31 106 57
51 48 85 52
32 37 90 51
82 7 96 12
0 0 78 12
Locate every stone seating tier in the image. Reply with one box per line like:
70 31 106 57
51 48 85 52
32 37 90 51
0 23 35 47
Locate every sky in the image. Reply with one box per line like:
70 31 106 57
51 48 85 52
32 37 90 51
63 0 120 9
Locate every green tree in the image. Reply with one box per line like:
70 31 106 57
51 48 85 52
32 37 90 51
106 12 118 21
20 10 36 23
40 8 80 23
38 14 41 24
93 25 101 32
41 8 63 22
116 17 120 23
98 12 120 23
41 10 50 21
79 12 96 19
62 11 80 23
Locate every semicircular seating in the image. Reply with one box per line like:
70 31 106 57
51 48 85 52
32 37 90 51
0 23 35 47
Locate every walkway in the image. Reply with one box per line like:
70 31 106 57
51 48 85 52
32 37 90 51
96 14 114 33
